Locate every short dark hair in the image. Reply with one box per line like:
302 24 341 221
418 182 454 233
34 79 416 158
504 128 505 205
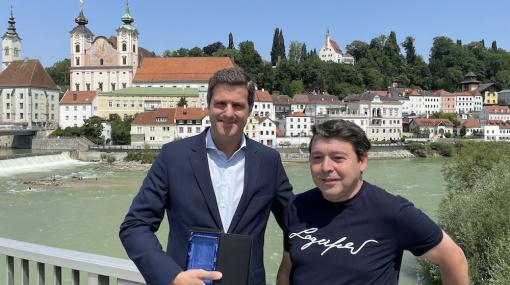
207 67 256 109
309 119 371 161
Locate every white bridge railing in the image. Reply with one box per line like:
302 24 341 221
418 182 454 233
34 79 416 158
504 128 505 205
0 237 145 285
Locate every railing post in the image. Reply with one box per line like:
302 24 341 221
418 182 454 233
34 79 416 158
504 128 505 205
6 255 14 285
54 266 62 285
37 262 46 285
21 258 29 285
72 269 80 285
88 273 109 285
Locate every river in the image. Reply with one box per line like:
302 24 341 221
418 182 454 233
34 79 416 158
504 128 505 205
0 151 447 284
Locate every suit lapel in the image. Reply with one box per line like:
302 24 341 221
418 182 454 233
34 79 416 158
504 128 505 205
190 131 223 230
228 138 260 233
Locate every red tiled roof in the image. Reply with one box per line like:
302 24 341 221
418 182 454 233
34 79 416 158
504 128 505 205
435 89 454 96
413 118 453 127
271 94 292 104
407 90 421 96
132 108 176 125
60 90 96 104
0 59 58 90
133 57 235 82
484 105 510 113
292 94 310 104
255 90 272 102
367 90 388 96
488 120 510 129
461 119 480 129
329 39 342 54
174 107 208 121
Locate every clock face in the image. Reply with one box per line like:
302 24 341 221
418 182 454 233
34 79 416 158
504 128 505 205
74 33 80 40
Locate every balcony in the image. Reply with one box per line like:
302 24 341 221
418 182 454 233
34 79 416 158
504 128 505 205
0 237 144 285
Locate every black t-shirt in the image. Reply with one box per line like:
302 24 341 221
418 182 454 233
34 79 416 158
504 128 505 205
284 181 443 285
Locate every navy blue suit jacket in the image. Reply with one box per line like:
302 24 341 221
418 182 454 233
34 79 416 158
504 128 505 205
120 130 294 285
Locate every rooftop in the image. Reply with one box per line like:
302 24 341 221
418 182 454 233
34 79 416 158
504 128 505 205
99 87 199 97
60 90 96 104
0 59 58 90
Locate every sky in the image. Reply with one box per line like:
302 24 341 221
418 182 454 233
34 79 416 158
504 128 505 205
1 0 509 67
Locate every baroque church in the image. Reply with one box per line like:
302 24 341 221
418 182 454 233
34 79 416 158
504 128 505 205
69 1 152 93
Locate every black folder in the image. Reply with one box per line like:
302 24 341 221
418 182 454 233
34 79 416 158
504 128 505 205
186 230 252 285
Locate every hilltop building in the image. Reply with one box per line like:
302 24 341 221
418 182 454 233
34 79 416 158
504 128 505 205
318 30 354 65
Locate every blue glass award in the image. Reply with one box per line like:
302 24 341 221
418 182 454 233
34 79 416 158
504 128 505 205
186 231 220 285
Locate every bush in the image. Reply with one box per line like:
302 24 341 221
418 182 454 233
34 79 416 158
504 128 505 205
419 143 510 284
125 150 160 164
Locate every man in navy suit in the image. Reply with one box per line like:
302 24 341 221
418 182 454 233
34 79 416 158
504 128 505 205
120 67 294 285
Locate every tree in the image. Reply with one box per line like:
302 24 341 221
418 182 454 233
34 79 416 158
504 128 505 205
289 80 305 96
161 50 173 57
301 43 308 62
177 97 188 107
236 41 263 80
81 116 104 144
46 58 70 87
188 47 204 57
270 28 281 66
491 40 498 51
420 142 510 284
203 42 225 56
174 48 189 57
459 126 467 137
288 41 304 63
228 32 234 49
402 36 417 65
110 114 133 145
278 29 286 62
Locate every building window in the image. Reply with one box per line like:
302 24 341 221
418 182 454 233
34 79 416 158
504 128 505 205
6 103 10 110
4 47 8 55
111 83 116 91
100 58 104 65
14 48 19 57
122 83 127 88
20 93 23 99
98 82 103 91
108 101 112 107
75 83 80 91
75 44 80 53
86 83 90 91
122 42 127 52
19 113 23 119
122 56 127 65
35 103 39 110
19 103 23 109
150 126 155 131
75 57 80 66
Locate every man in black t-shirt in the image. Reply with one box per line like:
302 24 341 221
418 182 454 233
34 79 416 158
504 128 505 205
276 120 468 285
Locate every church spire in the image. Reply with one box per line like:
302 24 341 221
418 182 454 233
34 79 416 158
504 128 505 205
4 6 20 38
75 0 88 26
121 0 134 25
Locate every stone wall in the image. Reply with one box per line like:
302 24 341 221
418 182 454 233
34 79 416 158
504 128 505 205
32 137 94 151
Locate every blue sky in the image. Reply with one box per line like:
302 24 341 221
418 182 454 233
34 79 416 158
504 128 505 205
2 0 509 67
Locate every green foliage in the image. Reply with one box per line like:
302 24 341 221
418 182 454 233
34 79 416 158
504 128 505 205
289 80 305 96
270 28 286 65
110 114 134 145
203 42 225 56
177 97 188 107
81 116 104 144
459 126 467 137
405 142 427 157
124 150 160 164
46 58 70 87
420 146 510 284
228 32 234 49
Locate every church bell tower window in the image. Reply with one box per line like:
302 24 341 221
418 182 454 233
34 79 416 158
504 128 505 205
100 59 104 65
122 42 127 52
75 44 80 53
4 48 9 56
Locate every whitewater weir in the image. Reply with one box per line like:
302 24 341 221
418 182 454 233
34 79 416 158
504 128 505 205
0 152 145 284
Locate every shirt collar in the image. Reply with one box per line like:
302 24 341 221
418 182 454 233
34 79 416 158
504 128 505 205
206 128 246 153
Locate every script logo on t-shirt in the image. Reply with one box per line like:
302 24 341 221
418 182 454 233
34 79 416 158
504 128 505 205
289 228 379 256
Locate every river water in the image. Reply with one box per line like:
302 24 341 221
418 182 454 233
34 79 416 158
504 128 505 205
0 151 447 284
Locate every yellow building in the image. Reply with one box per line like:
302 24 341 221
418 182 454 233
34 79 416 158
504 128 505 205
97 87 200 119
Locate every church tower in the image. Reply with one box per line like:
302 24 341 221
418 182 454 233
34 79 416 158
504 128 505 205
116 1 139 76
1 7 22 71
70 0 93 90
